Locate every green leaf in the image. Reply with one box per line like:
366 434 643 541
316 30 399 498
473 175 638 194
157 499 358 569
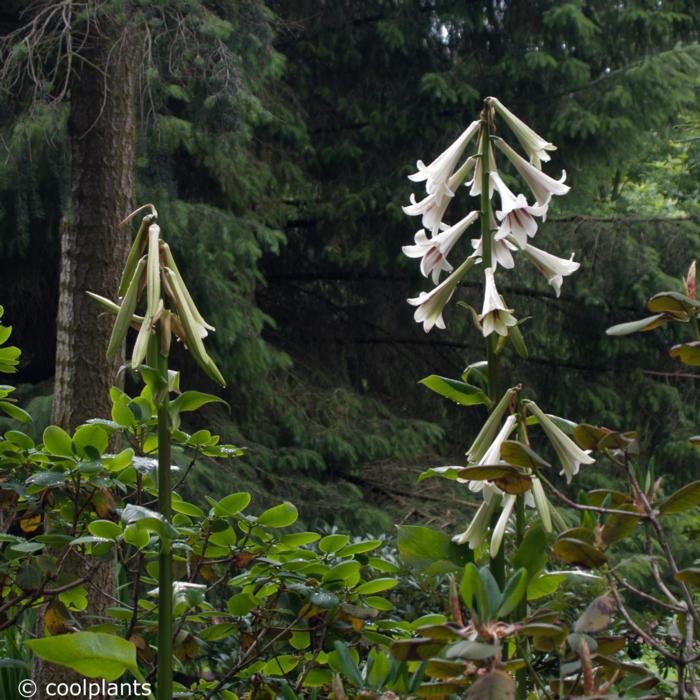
323 560 361 583
419 375 491 407
0 401 31 423
500 440 551 470
513 524 548 576
496 568 527 617
227 592 257 615
332 641 364 687
72 424 109 458
460 563 488 618
59 585 88 611
262 655 300 677
605 313 668 336
170 390 227 414
659 480 700 514
601 506 641 546
319 534 350 554
526 572 566 601
553 537 607 569
397 525 469 573
670 341 700 366
120 504 178 539
675 567 700 586
337 539 382 556
211 492 251 517
88 520 122 540
26 632 140 681
355 578 398 595
43 426 73 458
257 501 298 528
647 291 700 314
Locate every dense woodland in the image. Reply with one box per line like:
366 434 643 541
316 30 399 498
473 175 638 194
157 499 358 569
1 2 700 698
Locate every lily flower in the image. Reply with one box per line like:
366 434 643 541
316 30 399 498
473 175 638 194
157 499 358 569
453 485 500 548
521 243 580 298
402 212 479 283
491 171 548 248
471 235 515 270
531 475 553 532
524 400 595 483
491 494 516 557
465 415 517 495
403 157 476 234
466 387 517 462
468 132 497 198
494 137 570 206
489 97 556 168
407 255 476 332
409 121 480 198
479 267 517 337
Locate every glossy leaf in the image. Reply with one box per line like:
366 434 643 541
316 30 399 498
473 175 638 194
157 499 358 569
419 375 491 407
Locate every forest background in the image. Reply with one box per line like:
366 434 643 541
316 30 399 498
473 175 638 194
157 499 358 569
2 0 700 537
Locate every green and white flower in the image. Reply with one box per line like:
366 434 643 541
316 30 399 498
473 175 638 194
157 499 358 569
525 400 595 483
494 137 569 206
479 267 517 337
402 211 479 283
490 96 556 168
407 255 476 332
521 243 580 298
403 157 476 233
409 121 480 198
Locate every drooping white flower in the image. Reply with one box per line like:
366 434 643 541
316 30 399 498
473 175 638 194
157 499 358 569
491 493 516 557
521 244 580 298
466 387 517 462
531 475 552 533
491 171 548 248
402 212 479 283
469 132 497 198
471 235 515 270
525 400 595 483
465 415 517 495
479 267 517 337
407 255 476 332
403 157 476 234
409 121 480 198
494 137 570 207
452 484 500 548
489 97 556 168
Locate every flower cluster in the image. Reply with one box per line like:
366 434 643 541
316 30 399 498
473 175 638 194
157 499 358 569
403 97 578 336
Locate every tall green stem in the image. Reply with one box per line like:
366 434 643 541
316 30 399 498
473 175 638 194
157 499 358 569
153 335 173 700
480 102 505 589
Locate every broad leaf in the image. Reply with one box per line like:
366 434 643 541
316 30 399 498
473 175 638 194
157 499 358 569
26 632 139 681
419 375 491 407
659 481 700 514
465 669 515 699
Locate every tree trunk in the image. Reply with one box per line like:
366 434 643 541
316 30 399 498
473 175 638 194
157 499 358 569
35 17 138 700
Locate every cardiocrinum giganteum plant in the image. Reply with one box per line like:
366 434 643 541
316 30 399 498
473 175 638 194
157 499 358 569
393 98 700 699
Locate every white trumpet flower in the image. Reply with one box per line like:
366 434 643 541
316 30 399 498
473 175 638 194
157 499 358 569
489 97 556 168
409 121 480 198
407 255 476 332
452 484 500 548
491 171 548 248
491 494 516 557
521 243 580 298
479 267 517 337
471 235 515 270
494 137 570 207
403 157 476 234
466 415 517 495
525 400 595 483
402 212 479 283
